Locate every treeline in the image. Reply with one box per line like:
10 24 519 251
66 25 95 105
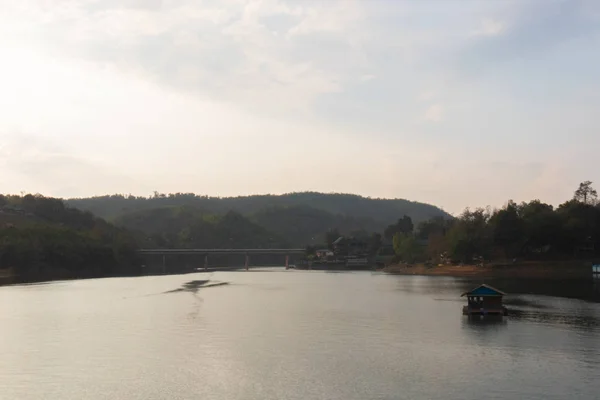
391 181 600 264
0 194 141 283
115 206 289 249
67 192 450 248
67 191 450 228
4 181 597 282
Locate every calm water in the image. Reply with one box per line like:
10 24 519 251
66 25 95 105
1 270 599 400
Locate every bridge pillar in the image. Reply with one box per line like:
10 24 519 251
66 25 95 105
245 253 249 271
204 254 208 271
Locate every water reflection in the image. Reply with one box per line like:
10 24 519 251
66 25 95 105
393 275 600 303
163 279 229 294
1 271 599 400
466 277 600 303
461 316 508 336
504 297 551 309
510 309 600 331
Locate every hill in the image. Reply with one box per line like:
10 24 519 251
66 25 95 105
0 194 141 283
115 206 289 248
67 192 451 244
250 205 380 246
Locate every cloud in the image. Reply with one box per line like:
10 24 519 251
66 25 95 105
471 19 506 37
0 0 599 213
0 132 149 197
0 0 373 119
423 104 444 122
418 91 437 102
360 74 376 82
456 0 600 77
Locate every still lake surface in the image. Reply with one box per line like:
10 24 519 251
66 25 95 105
1 269 599 400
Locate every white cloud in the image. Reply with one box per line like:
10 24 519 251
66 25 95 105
360 74 376 82
418 90 437 102
0 0 598 212
286 0 363 37
472 18 506 37
423 104 444 122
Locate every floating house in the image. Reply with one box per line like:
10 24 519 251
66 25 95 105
461 284 508 316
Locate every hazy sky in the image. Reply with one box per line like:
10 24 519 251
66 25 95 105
1 0 599 213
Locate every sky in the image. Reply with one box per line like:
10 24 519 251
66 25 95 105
0 0 599 214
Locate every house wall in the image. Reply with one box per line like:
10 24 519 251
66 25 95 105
482 297 503 309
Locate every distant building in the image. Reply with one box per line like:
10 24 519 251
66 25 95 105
315 249 334 259
332 236 369 257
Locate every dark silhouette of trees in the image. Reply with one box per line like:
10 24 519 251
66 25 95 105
325 228 341 249
67 192 450 228
0 194 140 283
490 201 524 259
384 215 414 240
5 180 600 280
395 181 600 264
574 181 598 204
368 233 383 256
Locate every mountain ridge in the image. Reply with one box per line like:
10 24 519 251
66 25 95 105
67 192 451 247
67 191 451 223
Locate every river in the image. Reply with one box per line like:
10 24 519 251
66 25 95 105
1 269 599 399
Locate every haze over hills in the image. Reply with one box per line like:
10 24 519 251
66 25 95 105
67 192 451 247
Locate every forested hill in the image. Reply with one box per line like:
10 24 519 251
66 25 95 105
0 194 141 283
67 192 451 227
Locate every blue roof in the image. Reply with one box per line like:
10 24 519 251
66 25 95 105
461 284 505 297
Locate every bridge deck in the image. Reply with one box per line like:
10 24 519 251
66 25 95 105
139 248 305 255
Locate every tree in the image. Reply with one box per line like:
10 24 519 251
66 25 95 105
384 215 414 240
490 200 524 259
426 231 448 263
368 233 382 255
445 208 492 263
393 233 422 263
416 216 452 240
519 200 560 255
574 181 598 205
556 199 600 255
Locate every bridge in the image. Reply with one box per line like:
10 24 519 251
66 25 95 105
138 248 306 273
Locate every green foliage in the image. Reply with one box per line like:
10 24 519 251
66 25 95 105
6 180 600 281
115 206 288 248
555 199 600 254
416 216 452 240
392 233 423 263
445 208 493 263
252 206 370 247
384 215 414 240
518 200 560 253
67 192 451 250
0 194 140 282
489 201 524 258
67 192 450 228
415 182 600 264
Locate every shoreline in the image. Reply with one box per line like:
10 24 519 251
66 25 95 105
382 261 593 280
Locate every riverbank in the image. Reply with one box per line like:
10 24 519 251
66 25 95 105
382 261 592 279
